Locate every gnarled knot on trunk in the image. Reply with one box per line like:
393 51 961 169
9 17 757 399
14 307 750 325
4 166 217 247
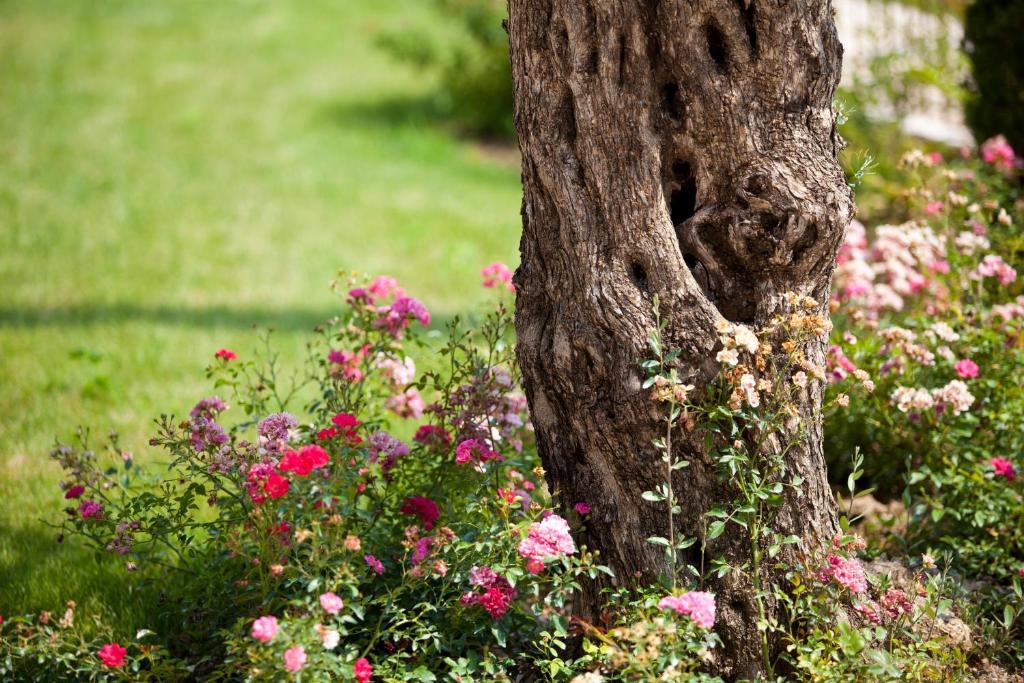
673 162 843 323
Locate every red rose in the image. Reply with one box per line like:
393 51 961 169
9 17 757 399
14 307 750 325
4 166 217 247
98 642 127 668
264 473 290 499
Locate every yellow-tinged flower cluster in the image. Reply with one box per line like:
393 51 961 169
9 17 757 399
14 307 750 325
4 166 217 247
650 374 696 404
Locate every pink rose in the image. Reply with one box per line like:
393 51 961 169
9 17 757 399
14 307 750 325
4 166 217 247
954 359 979 379
283 645 307 672
251 615 279 642
319 592 344 615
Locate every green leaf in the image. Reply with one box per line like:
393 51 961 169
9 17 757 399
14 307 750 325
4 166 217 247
642 490 665 502
491 626 506 648
406 666 437 682
707 521 726 539
647 536 671 547
647 335 661 356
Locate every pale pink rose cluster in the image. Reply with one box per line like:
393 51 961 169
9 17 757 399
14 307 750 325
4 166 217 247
658 591 716 628
518 514 576 573
834 221 946 316
971 254 1018 287
891 379 975 417
715 320 760 367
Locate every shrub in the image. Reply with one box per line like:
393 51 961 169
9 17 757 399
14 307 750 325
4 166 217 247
377 0 514 139
9 271 620 680
824 138 1024 654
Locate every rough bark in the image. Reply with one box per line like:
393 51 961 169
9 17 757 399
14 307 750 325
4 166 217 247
507 0 853 677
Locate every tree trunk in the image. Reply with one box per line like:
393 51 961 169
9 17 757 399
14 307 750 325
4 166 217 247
507 0 853 677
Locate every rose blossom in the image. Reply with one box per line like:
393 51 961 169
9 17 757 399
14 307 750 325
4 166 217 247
658 591 716 628
78 499 103 519
283 645 307 672
400 496 440 530
251 615 279 642
319 592 344 615
991 457 1016 481
518 514 576 568
823 554 867 593
954 359 979 379
354 657 373 683
364 554 385 575
97 642 127 668
481 262 515 291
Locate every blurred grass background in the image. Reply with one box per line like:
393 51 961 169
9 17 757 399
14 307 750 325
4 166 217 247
0 0 521 627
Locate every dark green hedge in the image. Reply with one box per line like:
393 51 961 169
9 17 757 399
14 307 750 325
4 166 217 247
963 0 1024 152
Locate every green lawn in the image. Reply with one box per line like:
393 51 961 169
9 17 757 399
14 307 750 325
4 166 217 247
0 0 521 629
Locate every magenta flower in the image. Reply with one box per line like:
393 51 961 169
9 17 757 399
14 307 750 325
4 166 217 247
574 502 591 515
189 396 227 421
954 359 979 379
64 485 85 500
981 135 1017 171
78 499 103 520
364 554 385 575
97 642 127 668
411 536 433 564
478 586 513 618
373 295 431 337
354 657 373 683
250 615 279 643
400 496 440 530
461 566 517 619
658 591 717 628
991 457 1016 481
454 438 501 469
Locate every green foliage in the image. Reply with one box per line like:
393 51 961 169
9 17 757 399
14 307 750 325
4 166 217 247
824 145 1024 663
964 0 1024 154
3 278 615 680
377 0 514 139
378 0 512 139
780 564 973 681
